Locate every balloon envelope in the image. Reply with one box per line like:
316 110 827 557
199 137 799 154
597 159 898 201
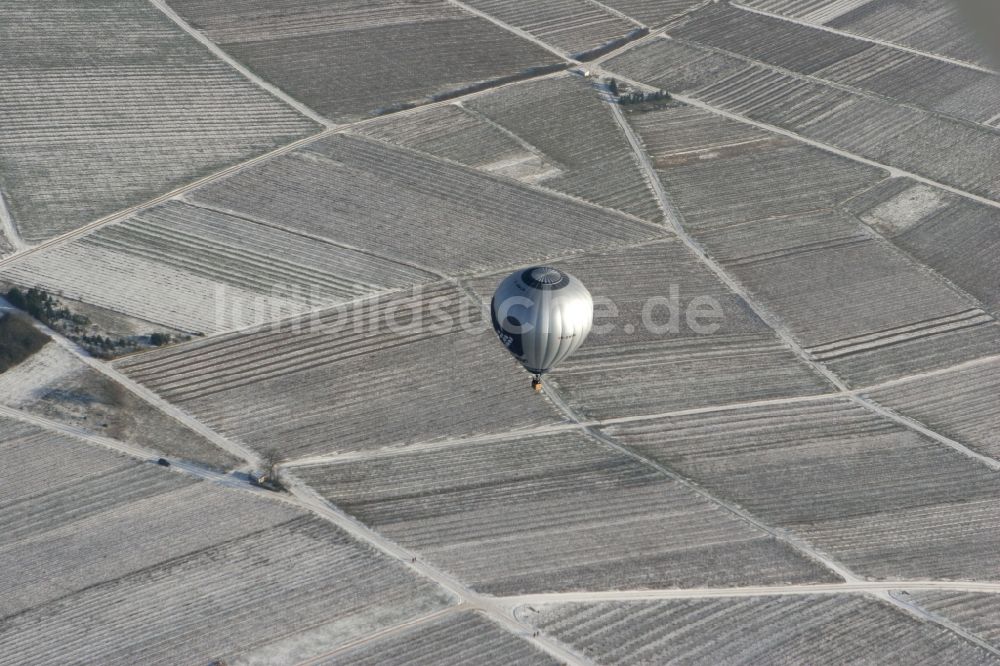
490 266 593 375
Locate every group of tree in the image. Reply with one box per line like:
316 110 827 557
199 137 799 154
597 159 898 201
254 448 288 492
0 312 50 373
5 286 176 358
617 89 671 105
605 78 671 105
5 287 84 328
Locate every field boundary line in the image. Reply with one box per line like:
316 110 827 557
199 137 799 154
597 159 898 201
843 205 1000 322
604 90 853 391
0 403 156 461
514 387 1000 658
731 0 999 75
590 26 667 65
336 127 673 236
284 474 596 666
594 74 1000 650
586 0 718 66
292 607 466 666
0 129 334 271
445 0 578 62
178 198 451 280
343 115 674 236
500 581 1000 604
0 188 24 251
828 175 998 313
285 344 1000 466
878 590 1000 657
0 70 569 273
147 0 335 127
603 70 1000 473
0 298 262 467
663 30 1000 147
462 236 675 281
0 402 278 497
455 102 572 173
598 67 1000 212
847 394 1000 470
882 590 1000 658
65 342 262 466
858 353 1000 393
584 86 1000 592
283 423 583 468
0 315 590 663
584 0 646 27
541 379 861 583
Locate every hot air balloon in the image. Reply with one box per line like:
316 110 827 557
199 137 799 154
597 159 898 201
491 266 594 392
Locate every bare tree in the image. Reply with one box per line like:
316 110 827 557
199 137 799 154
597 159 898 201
260 448 286 490
262 448 282 479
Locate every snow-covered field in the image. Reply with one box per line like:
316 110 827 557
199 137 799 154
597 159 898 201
0 417 453 665
0 0 318 244
2 0 1000 662
297 429 836 595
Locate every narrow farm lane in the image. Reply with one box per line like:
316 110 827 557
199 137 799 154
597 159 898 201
500 581 1000 605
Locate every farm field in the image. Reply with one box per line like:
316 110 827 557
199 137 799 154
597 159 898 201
0 416 145 512
185 133 661 276
814 45 1000 126
296 428 838 595
1 199 435 335
465 75 664 222
166 0 560 122
0 342 238 469
524 595 1000 664
0 416 453 664
458 0 639 58
714 235 1000 386
594 0 710 27
796 496 1000 582
905 591 1000 651
732 0 993 68
317 611 558 665
605 36 1000 201
357 75 664 222
354 104 560 183
673 3 874 74
625 101 885 230
603 393 1000 581
730 0 883 24
624 101 1000 386
825 0 993 68
671 3 1000 125
846 178 1000 317
4 0 1000 661
865 357 1000 461
602 38 748 93
0 0 318 245
602 396 1000 529
114 283 565 460
1 514 454 664
466 239 834 420
0 466 275 619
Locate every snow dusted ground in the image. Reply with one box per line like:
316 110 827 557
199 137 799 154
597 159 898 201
0 341 76 406
2 0 1000 663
